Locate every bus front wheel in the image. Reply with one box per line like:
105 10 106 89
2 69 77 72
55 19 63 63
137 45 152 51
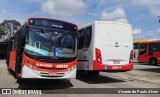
17 77 25 83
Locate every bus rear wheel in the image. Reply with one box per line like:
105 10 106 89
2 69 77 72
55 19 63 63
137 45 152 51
150 58 157 65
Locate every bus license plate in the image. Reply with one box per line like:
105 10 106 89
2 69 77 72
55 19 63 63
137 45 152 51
113 60 120 64
48 73 58 76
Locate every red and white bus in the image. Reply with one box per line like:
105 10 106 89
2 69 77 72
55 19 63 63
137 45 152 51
138 40 160 65
6 18 78 80
77 21 133 75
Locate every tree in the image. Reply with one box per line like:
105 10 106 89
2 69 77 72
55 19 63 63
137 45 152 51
0 28 5 37
0 20 21 38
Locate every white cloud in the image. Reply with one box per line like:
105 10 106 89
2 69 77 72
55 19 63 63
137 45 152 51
132 0 160 16
132 0 160 6
100 7 128 23
113 0 160 17
133 28 143 36
97 0 107 7
0 10 9 23
41 0 86 16
149 6 160 16
133 28 143 40
133 28 160 40
145 28 160 40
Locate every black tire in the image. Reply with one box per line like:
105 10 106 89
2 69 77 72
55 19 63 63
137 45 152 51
7 68 12 73
87 71 99 76
150 58 157 65
17 77 25 83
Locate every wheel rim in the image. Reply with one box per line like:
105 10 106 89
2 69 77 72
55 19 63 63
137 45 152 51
151 60 156 64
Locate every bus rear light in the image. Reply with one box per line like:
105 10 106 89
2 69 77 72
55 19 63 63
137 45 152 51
129 50 133 63
95 48 102 64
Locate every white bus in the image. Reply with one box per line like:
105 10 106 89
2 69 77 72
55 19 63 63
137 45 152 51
77 21 133 75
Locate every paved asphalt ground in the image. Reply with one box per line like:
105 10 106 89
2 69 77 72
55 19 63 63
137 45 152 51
0 60 159 97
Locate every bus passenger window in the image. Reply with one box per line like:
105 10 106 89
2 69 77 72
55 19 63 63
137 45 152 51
139 44 147 55
84 26 92 48
149 43 158 53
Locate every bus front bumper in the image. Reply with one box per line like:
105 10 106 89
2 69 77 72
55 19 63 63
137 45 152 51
21 65 77 79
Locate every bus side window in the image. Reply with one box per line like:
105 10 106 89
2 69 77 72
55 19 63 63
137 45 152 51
134 43 139 49
78 29 85 49
149 43 158 53
139 44 147 55
84 26 92 48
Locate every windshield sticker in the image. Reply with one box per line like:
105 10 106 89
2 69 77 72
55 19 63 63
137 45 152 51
54 50 61 57
24 44 49 56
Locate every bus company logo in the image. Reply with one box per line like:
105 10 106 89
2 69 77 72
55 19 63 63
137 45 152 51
115 42 118 45
36 63 52 68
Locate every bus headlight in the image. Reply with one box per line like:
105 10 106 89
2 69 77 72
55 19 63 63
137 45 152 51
68 64 77 71
29 64 32 68
24 61 37 70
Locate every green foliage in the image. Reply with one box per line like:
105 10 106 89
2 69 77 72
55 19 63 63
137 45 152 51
0 28 5 36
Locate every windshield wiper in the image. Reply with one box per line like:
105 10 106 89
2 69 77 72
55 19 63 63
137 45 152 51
41 29 51 42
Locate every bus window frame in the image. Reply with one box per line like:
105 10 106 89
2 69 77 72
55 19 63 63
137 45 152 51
84 26 92 48
78 29 85 49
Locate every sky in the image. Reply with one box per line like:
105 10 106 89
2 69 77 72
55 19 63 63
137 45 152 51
0 0 160 40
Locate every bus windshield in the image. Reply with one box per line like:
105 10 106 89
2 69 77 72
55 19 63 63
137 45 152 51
24 28 76 58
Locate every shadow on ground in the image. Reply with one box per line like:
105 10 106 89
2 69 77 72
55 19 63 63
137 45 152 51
135 68 160 73
134 62 160 67
76 72 125 84
17 79 73 90
134 63 160 73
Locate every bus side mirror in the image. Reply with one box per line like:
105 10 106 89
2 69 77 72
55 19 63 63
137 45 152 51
24 25 29 29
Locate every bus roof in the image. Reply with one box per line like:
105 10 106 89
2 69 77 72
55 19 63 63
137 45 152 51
133 40 148 43
26 17 77 26
78 21 131 30
139 40 160 44
13 17 78 36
